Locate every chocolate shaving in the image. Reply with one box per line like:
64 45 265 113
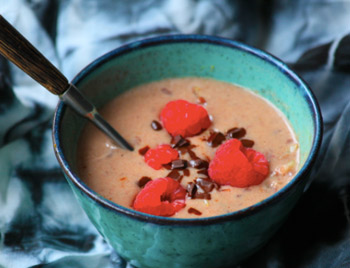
187 144 198 150
151 120 162 131
161 87 172 95
186 182 197 198
177 144 198 157
188 148 200 160
197 169 209 176
138 145 150 156
188 207 202 216
183 169 190 177
137 176 152 188
162 163 172 170
226 127 246 140
196 177 219 192
171 135 190 148
189 159 209 169
241 139 255 148
167 170 182 181
171 159 188 170
194 184 212 200
186 177 217 200
207 131 226 148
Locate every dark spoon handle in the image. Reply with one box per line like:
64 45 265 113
0 15 68 95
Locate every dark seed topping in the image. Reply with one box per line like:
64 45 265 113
189 159 209 169
137 176 152 188
187 182 197 198
186 177 217 200
187 148 200 160
166 170 182 181
241 139 255 148
188 207 202 216
138 145 150 156
194 182 212 199
207 131 226 148
161 87 172 95
151 120 162 131
194 191 211 200
177 147 187 155
183 169 190 177
177 144 197 155
226 127 246 140
196 177 220 192
171 135 190 148
171 159 188 170
197 169 209 176
162 163 172 170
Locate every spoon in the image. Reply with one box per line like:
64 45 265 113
0 15 133 151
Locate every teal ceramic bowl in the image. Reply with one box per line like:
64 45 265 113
53 35 322 268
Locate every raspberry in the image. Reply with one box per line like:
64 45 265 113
160 100 211 138
144 144 179 170
133 177 187 216
208 139 269 188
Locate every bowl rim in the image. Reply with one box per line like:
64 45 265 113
52 34 323 226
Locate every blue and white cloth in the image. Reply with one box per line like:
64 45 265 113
0 1 349 267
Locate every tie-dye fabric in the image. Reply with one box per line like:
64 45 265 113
0 1 349 267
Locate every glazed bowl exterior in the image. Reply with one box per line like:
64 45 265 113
53 35 322 268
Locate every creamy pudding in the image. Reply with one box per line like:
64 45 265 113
77 77 299 218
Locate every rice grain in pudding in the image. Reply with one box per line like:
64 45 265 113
77 77 299 218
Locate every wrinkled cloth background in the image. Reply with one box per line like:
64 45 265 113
0 0 350 267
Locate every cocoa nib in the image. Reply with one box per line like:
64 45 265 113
176 144 198 159
187 182 197 197
151 120 162 131
138 145 150 156
171 159 188 169
196 177 220 192
226 127 246 140
187 147 200 160
162 163 172 170
188 207 202 216
197 169 208 176
207 131 226 148
225 127 254 147
137 176 152 188
171 135 190 148
241 139 255 148
166 170 183 181
183 169 190 177
189 159 209 169
186 178 219 200
187 181 211 200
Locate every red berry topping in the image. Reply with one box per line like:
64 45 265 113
144 144 179 170
208 139 269 188
160 99 211 138
133 177 187 216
